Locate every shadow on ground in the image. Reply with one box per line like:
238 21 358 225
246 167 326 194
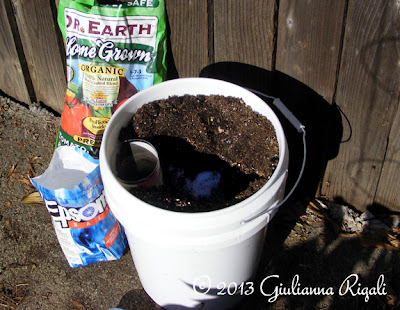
108 63 400 309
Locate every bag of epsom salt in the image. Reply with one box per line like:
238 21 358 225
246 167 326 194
56 0 167 158
31 146 127 268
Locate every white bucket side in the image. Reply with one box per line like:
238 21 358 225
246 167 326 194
125 218 268 310
99 78 289 310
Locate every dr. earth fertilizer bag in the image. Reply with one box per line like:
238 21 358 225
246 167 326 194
56 0 167 158
31 146 127 268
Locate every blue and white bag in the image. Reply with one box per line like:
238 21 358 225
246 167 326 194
31 146 127 267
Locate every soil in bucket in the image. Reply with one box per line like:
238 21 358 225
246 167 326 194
117 94 279 212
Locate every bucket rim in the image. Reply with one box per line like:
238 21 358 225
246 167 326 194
99 77 288 225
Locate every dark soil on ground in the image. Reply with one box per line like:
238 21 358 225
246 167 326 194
118 95 279 212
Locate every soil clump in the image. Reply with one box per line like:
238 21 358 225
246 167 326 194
119 95 279 212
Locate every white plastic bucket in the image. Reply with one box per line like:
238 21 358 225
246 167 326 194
99 78 289 310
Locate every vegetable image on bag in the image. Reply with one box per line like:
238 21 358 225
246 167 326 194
56 0 167 158
60 89 91 137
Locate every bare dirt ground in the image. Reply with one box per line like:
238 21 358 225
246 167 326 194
0 96 399 310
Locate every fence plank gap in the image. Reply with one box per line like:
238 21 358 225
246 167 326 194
0 0 32 104
11 0 66 113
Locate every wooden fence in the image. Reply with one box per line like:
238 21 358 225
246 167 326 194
1 0 399 212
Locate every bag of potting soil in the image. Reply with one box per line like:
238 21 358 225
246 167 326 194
56 0 167 158
30 146 128 268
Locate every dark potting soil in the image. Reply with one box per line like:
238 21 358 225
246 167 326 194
118 95 279 212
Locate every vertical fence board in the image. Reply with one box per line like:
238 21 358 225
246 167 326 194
11 0 65 113
165 0 209 77
276 0 346 102
0 0 30 103
213 0 276 70
273 0 346 202
375 107 400 211
321 0 400 210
